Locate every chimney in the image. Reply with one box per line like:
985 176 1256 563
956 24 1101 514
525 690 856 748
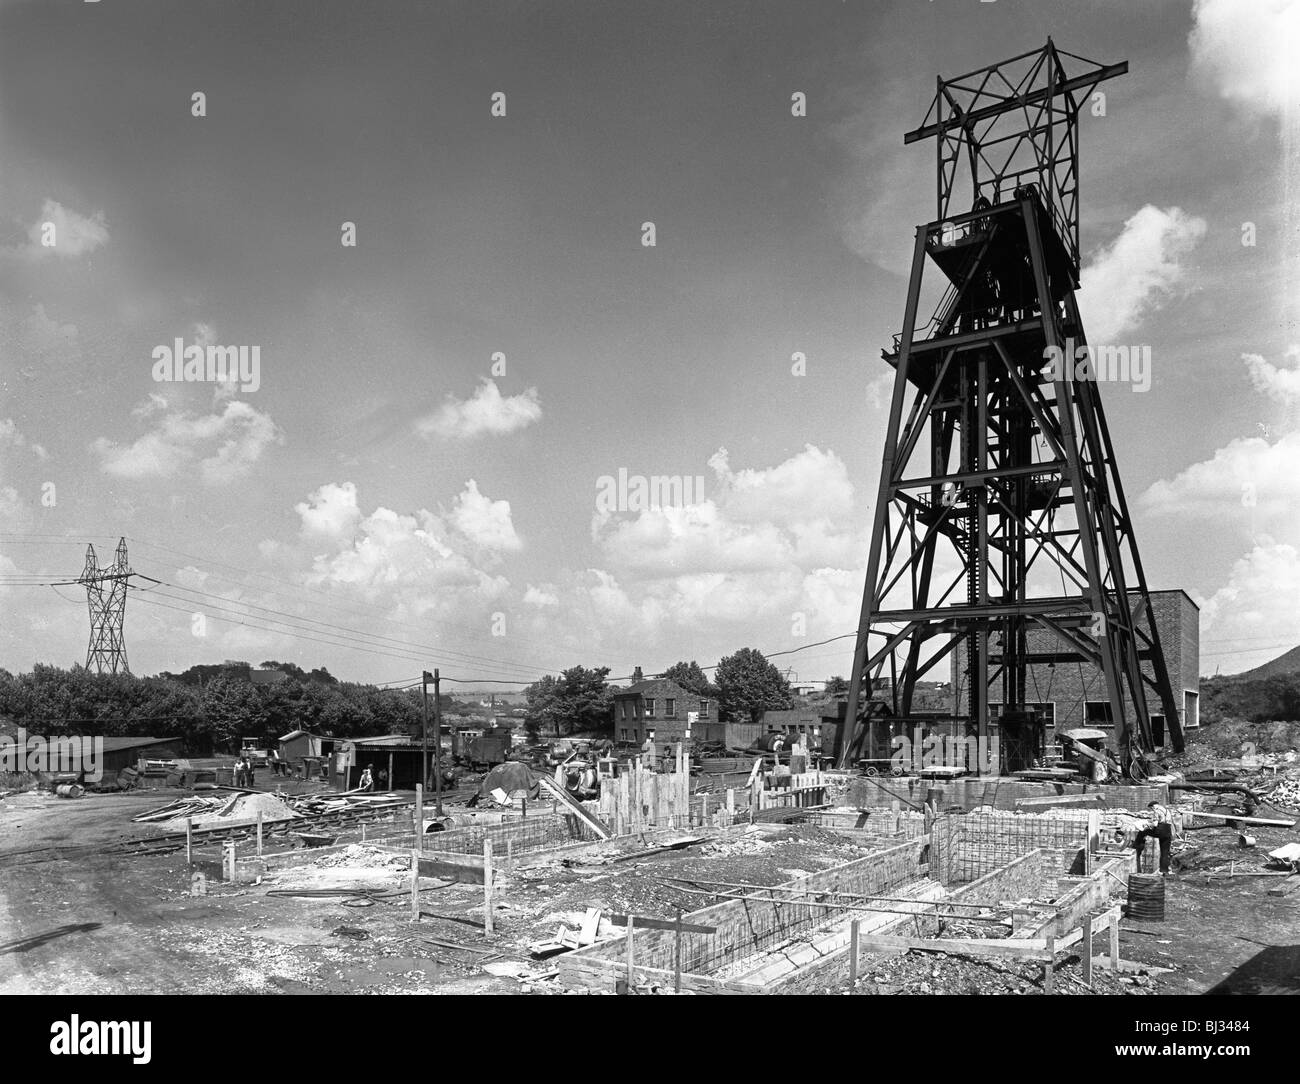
632 666 643 683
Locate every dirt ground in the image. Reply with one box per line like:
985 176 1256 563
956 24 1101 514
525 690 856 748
2 786 1297 996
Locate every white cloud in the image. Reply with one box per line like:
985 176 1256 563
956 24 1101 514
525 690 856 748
523 584 559 607
553 445 872 656
295 481 364 542
1243 345 1300 405
23 199 109 258
289 482 512 614
449 480 522 553
1078 206 1207 343
91 399 283 484
1189 0 1300 119
415 379 541 440
1198 541 1300 673
591 446 860 579
1138 431 1300 528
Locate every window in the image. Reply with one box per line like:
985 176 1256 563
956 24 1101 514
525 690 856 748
1085 701 1115 727
665 698 676 718
699 699 710 718
622 701 632 720
1150 715 1165 747
644 698 656 718
1184 690 1200 729
621 729 629 742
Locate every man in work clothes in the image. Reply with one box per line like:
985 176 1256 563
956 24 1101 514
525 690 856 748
641 731 657 770
1134 800 1175 875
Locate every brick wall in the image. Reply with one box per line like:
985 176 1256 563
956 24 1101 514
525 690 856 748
949 589 1200 743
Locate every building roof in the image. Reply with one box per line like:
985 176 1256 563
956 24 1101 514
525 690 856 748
758 708 836 728
98 736 181 752
278 729 316 742
612 678 699 700
348 734 422 747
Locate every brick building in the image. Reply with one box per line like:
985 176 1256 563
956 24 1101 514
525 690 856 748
950 588 1200 750
611 668 720 746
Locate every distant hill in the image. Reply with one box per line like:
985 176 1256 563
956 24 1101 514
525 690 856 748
1234 645 1300 682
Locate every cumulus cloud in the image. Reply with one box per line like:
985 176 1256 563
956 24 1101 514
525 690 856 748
91 399 283 484
1137 431 1300 527
1189 0 1300 119
554 444 875 659
1078 206 1207 343
523 584 559 607
448 480 522 553
415 379 541 440
1198 541 1300 672
21 199 109 258
289 481 514 613
1243 346 1300 405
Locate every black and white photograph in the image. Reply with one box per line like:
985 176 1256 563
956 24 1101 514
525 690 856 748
0 0 1295 1050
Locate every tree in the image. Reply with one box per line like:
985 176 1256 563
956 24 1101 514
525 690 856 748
524 674 561 737
659 661 720 698
715 648 792 724
524 667 613 736
824 676 849 696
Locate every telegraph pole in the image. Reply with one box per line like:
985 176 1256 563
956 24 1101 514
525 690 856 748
421 672 431 794
424 669 444 816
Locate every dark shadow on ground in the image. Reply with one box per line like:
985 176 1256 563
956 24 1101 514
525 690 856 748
1204 945 1300 995
0 922 102 955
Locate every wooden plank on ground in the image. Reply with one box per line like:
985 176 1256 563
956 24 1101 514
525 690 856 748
608 913 716 935
536 774 612 838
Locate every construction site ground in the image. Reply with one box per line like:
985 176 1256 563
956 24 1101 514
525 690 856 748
3 781 1297 995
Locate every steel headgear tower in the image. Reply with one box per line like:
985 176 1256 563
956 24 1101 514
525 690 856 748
839 41 1181 775
79 537 132 674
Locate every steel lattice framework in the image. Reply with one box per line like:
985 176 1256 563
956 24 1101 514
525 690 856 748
839 41 1182 776
79 537 132 674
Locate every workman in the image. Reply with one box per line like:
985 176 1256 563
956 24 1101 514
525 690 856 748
359 765 374 792
1133 800 1174 876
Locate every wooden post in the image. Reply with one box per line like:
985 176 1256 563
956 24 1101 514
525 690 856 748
726 788 735 825
1082 919 1094 987
625 915 635 990
507 837 514 864
185 818 193 867
674 908 683 994
701 793 710 828
387 750 394 791
256 811 263 857
223 840 235 881
410 848 420 922
850 919 860 986
1109 911 1120 971
415 783 424 852
483 838 494 937
1043 935 1055 994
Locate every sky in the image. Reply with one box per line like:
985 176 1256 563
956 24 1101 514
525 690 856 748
0 0 1297 688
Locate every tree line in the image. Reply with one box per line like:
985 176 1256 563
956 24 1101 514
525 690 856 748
0 647 846 751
